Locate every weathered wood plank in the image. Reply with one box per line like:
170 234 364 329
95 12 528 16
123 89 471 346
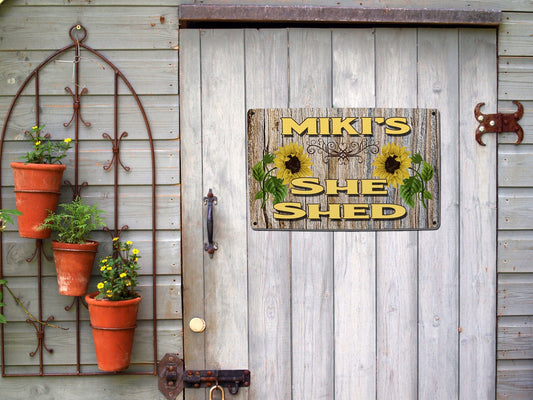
1 185 180 231
498 316 533 359
459 28 498 400
0 7 178 50
417 28 460 400
499 145 533 187
2 275 181 322
497 360 533 400
245 28 292 400
499 13 533 56
179 29 205 399
331 28 376 400
0 95 179 142
1 230 180 277
0 50 177 96
289 28 334 400
3 319 181 367
499 188 533 231
1 140 178 186
200 30 248 400
375 27 418 400
498 274 533 316
499 57 533 100
498 231 533 273
0 374 180 400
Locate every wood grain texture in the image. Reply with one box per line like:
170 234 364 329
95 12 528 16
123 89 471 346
245 28 292 400
459 28 497 400
498 231 533 273
417 28 460 400
332 28 377 400
499 13 533 56
497 360 533 399
375 28 418 400
499 188 533 230
499 145 533 187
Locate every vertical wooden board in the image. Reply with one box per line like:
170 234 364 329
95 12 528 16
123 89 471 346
331 28 377 399
200 29 249 399
179 29 206 400
374 28 418 400
288 28 334 400
459 28 497 400
417 28 460 400
245 29 292 400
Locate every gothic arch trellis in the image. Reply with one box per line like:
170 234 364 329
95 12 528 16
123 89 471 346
0 25 158 376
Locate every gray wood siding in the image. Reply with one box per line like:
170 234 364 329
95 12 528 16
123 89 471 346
0 2 179 399
0 0 532 399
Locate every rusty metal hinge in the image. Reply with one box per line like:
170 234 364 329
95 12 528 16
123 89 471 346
158 353 251 400
475 101 524 146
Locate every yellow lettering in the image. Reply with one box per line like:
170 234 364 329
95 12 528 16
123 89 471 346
371 204 407 219
343 204 370 219
319 118 331 135
360 117 373 135
331 117 358 135
281 117 317 136
273 202 307 220
325 179 359 195
291 177 324 196
360 179 388 195
308 204 341 220
385 117 411 135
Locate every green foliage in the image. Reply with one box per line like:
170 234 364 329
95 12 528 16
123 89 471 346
0 209 22 232
252 152 288 209
20 125 72 164
96 239 140 301
40 197 105 244
399 153 435 209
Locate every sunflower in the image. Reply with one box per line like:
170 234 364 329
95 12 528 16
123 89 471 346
372 143 411 188
273 142 313 186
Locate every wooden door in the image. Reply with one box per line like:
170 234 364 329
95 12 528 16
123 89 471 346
180 27 497 400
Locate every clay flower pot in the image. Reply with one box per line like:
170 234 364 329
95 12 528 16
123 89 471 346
85 292 142 372
11 162 66 239
52 240 98 296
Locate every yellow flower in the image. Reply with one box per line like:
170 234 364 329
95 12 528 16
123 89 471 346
100 266 105 271
107 266 112 271
35 141 41 146
113 237 119 242
132 249 139 255
273 142 313 186
126 241 133 245
64 138 72 143
97 282 104 289
32 126 38 130
126 281 132 287
106 290 113 297
120 272 127 278
372 143 412 188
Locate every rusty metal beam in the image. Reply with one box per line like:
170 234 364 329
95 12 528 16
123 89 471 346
179 5 501 28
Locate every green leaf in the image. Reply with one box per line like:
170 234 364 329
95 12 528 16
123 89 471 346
262 152 275 164
400 177 419 208
0 315 6 324
421 162 434 182
272 184 288 205
411 153 423 164
252 161 266 181
254 190 264 200
423 190 433 200
0 279 7 285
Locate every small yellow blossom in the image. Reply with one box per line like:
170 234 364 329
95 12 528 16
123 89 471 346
35 141 41 146
97 282 104 289
132 249 139 255
106 290 113 297
107 266 112 271
64 138 72 143
126 281 132 286
32 126 38 130
120 272 127 278
113 237 119 242
126 241 133 245
100 266 105 271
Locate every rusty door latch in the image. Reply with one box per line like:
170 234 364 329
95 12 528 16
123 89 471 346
475 101 524 146
158 353 251 400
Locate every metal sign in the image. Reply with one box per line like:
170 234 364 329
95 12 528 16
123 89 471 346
248 108 440 231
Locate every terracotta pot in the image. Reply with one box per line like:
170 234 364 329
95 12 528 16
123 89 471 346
11 162 66 239
51 240 98 296
85 292 142 372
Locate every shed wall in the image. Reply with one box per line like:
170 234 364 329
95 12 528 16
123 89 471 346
0 0 531 399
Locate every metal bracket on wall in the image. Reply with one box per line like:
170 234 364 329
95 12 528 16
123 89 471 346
475 100 524 146
158 353 251 400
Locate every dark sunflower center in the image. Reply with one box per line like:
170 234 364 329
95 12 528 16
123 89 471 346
384 156 401 173
285 155 301 174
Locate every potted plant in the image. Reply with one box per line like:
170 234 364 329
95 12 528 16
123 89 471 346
85 238 141 372
40 197 105 296
11 125 72 239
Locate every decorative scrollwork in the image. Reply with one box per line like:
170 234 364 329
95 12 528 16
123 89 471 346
306 138 379 165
